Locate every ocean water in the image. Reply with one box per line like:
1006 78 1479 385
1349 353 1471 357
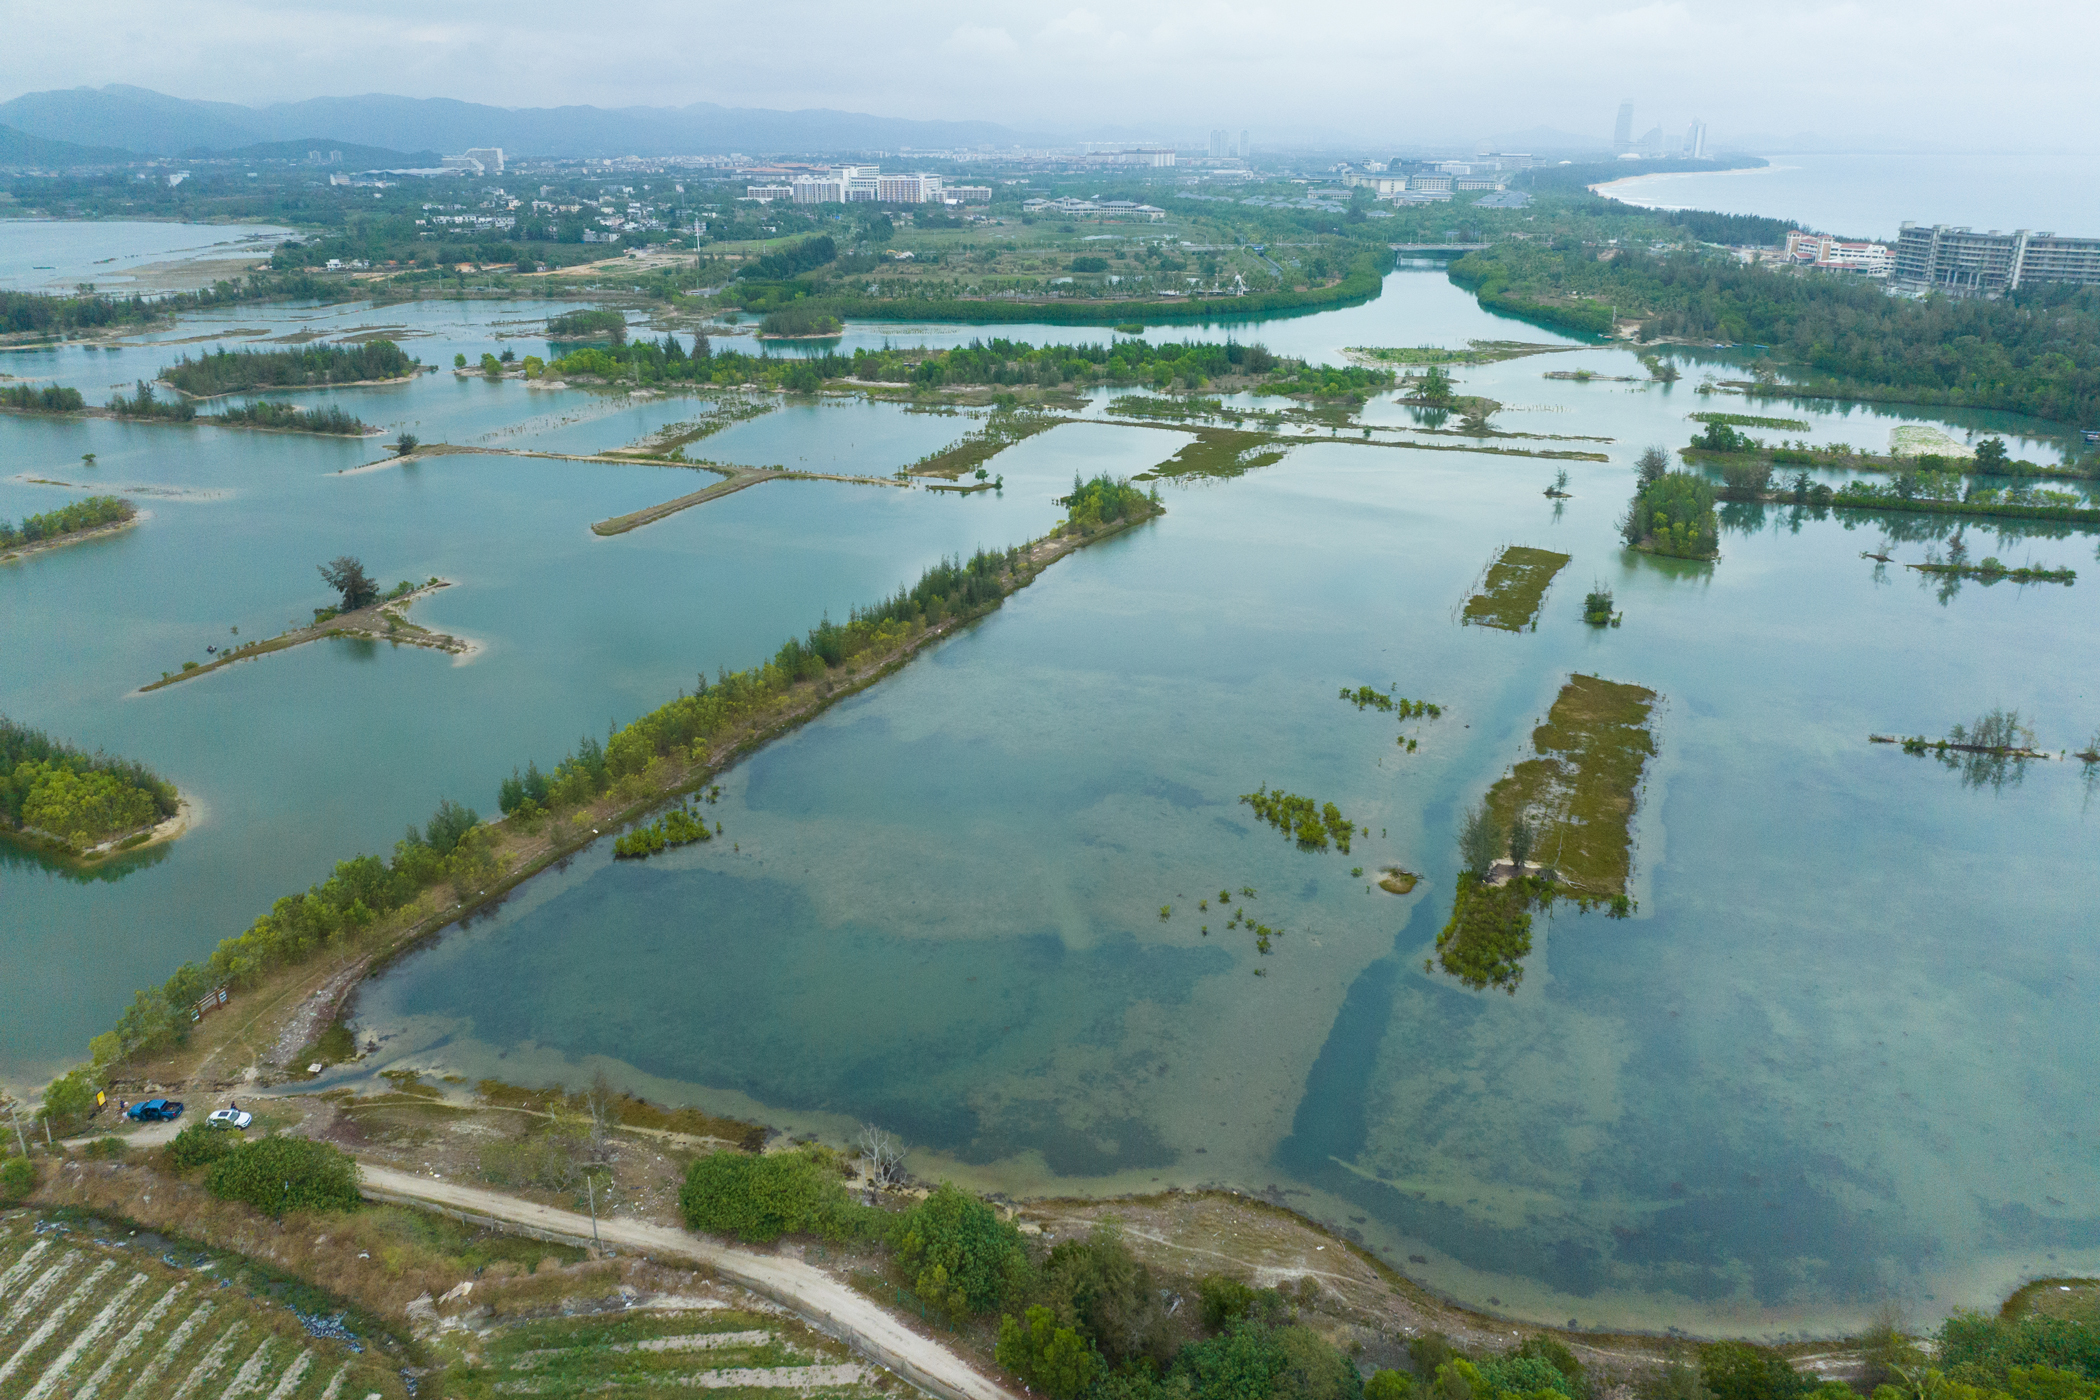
1593 151 2100 242
5 237 2099 1337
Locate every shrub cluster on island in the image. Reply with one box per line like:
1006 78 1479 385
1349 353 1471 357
1621 447 1720 560
0 716 180 860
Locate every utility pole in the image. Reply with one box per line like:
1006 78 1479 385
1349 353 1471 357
7 1101 27 1156
586 1170 603 1253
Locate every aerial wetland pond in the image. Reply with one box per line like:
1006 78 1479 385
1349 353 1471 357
4 259 2098 1339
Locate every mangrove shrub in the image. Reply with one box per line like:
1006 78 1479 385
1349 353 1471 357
205 1134 363 1214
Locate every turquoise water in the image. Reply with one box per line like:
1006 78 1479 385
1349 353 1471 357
6 245 2099 1337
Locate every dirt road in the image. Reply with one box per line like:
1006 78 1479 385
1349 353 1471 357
358 1165 1018 1400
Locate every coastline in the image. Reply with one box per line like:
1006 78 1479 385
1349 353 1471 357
1588 160 1787 211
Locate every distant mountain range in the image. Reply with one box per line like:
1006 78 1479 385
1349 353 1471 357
0 84 1038 161
0 122 137 166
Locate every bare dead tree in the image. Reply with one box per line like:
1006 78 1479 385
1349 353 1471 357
857 1123 905 1191
584 1070 619 1166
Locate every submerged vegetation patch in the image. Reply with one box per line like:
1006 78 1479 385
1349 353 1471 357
614 799 716 859
1689 410 1811 431
906 407 1063 478
1436 872 1554 993
1347 340 1578 367
617 397 778 459
1872 708 2049 791
1239 786 1356 853
1461 545 1572 631
1484 673 1658 897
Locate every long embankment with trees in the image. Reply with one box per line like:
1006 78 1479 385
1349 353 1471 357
48 475 1162 1112
0 493 136 558
541 331 1392 402
0 715 182 861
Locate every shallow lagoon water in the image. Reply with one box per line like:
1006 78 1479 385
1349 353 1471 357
6 253 2100 1337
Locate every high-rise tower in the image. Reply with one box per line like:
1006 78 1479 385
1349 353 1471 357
1613 102 1634 152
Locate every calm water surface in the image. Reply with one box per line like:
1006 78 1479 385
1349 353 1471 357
0 220 294 292
5 253 2097 1337
1594 151 2100 242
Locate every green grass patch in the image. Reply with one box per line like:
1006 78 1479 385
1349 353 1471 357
1461 546 1572 631
1349 340 1576 366
1136 427 1290 480
1484 673 1658 896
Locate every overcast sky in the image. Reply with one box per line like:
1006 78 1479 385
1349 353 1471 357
2 0 2093 151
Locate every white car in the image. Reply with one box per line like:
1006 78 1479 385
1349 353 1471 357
206 1108 253 1130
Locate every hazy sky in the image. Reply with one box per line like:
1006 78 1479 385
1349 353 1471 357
2 0 2093 150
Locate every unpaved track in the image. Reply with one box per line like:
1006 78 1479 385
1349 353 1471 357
359 1165 1018 1400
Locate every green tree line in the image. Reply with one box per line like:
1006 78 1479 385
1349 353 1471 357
213 400 370 434
0 493 133 549
106 380 196 421
0 383 85 412
549 332 1377 398
160 340 416 396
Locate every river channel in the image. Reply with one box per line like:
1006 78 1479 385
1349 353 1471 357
4 251 2096 1338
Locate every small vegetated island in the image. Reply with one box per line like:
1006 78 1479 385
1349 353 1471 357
0 493 136 559
1438 674 1657 992
544 306 628 341
1622 446 1719 560
1462 545 1573 630
159 340 417 398
1 715 182 862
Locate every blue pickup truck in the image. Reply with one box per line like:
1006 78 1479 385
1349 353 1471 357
124 1098 183 1123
